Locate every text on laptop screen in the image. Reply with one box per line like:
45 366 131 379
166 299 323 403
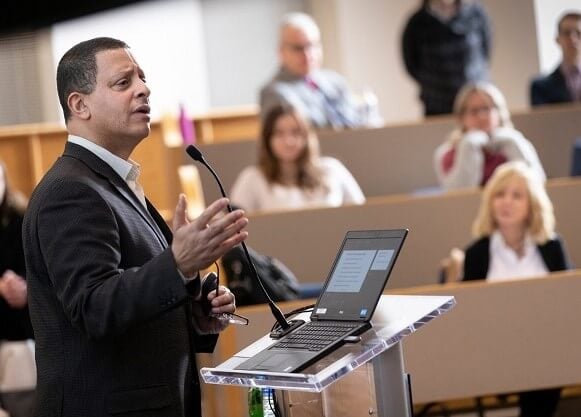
312 231 405 322
326 249 394 293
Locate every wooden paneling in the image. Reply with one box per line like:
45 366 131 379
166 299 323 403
132 123 183 214
36 131 67 174
192 105 259 144
242 178 581 289
0 106 260 213
0 122 183 216
0 134 36 195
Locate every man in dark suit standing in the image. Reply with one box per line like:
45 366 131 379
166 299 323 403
530 11 581 106
22 37 248 417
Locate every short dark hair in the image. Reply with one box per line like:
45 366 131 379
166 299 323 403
557 11 581 35
56 37 128 121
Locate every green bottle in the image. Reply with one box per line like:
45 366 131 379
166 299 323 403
248 387 264 417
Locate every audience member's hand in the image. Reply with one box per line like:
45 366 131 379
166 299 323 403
191 285 236 334
0 270 28 309
171 195 248 277
491 126 523 144
464 129 489 144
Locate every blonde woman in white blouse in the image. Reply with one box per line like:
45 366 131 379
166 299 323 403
462 161 571 417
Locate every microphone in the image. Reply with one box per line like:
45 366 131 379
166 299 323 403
186 144 304 338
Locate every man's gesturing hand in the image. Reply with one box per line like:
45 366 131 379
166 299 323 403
171 195 248 277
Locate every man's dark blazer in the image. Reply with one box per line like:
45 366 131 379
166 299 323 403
462 235 572 281
530 66 573 106
23 142 217 417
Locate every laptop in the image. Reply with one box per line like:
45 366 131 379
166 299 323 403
235 229 408 373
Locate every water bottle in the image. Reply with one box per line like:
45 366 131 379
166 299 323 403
248 387 263 417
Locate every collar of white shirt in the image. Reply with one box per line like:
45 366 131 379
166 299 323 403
68 135 146 207
487 230 548 282
490 230 535 257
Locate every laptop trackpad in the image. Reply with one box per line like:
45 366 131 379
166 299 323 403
253 352 309 372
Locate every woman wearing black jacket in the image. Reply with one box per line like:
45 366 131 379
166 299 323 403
463 161 571 417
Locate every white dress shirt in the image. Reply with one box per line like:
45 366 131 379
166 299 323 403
486 231 549 282
68 135 146 207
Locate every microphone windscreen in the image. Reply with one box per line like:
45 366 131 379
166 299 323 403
186 144 204 162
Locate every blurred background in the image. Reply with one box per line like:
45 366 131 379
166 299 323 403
0 0 578 125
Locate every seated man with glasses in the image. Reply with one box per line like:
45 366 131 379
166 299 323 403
259 12 382 130
434 82 546 190
530 11 581 106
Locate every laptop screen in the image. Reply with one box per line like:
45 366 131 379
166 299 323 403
311 229 407 322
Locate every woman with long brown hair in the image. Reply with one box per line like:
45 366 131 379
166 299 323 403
231 104 365 213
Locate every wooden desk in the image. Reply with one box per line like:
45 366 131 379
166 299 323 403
242 178 581 289
201 270 581 417
196 105 581 203
2 105 579 218
400 270 581 403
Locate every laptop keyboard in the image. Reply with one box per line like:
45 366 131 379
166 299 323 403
272 321 360 352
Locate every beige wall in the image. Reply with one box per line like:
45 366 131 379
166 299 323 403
485 0 539 112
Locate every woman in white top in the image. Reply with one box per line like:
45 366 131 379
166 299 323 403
230 104 365 213
462 161 571 417
434 82 546 190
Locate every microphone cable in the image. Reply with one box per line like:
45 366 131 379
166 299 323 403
269 304 315 334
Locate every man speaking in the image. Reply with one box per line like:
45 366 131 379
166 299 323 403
22 37 248 417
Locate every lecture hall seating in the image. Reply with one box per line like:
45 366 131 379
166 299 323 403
1 104 579 219
241 178 581 290
200 269 581 417
196 104 581 203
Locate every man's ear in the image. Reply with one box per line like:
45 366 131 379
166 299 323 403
67 92 91 120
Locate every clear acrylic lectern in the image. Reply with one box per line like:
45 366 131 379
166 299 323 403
201 295 455 417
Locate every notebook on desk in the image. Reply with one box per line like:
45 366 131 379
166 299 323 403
235 229 408 373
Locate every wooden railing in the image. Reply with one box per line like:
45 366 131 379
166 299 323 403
241 178 581 290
